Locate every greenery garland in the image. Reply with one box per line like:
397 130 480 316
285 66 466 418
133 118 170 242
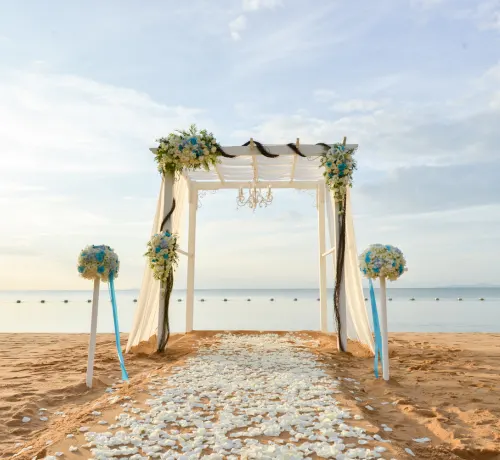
154 124 221 176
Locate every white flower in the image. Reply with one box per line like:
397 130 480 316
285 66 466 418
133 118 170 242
145 231 179 282
154 125 221 176
77 245 119 282
359 244 407 281
320 143 357 204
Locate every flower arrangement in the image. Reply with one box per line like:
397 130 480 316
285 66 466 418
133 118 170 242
320 143 357 202
77 245 119 282
154 124 221 176
145 231 179 282
359 244 407 281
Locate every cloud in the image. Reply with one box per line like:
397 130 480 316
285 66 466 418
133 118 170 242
230 2 367 76
355 162 500 217
410 0 446 9
0 245 39 256
428 0 500 32
242 0 283 11
331 99 383 113
475 0 500 31
229 15 247 40
0 70 207 175
313 89 338 101
234 63 500 170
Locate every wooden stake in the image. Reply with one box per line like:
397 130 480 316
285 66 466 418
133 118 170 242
342 136 347 146
296 138 300 149
250 138 255 150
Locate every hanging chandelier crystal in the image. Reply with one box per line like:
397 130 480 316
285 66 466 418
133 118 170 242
236 182 273 210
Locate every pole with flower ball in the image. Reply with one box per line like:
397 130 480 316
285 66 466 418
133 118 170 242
359 244 407 381
77 245 128 388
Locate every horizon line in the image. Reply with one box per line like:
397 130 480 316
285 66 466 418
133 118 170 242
1 285 499 292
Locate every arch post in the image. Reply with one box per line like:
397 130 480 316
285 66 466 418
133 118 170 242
185 185 198 332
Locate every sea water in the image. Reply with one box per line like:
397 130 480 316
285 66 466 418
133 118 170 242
0 288 499 334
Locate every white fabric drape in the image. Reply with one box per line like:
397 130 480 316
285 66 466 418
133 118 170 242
126 175 189 352
326 188 374 353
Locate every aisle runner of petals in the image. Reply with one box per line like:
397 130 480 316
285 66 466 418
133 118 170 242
81 334 394 459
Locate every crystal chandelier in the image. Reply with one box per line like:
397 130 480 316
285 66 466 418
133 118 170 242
236 182 273 210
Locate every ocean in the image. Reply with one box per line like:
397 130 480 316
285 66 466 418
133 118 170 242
0 288 499 334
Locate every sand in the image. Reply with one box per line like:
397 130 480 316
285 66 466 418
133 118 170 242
1 332 500 459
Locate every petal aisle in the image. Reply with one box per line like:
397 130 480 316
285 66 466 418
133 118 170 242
40 334 406 459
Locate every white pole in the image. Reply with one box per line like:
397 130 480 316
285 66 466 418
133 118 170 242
334 199 348 352
379 276 390 380
86 277 100 388
317 183 328 332
185 187 198 333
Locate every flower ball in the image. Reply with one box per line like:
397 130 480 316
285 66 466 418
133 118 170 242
145 231 179 282
359 244 407 281
77 245 119 282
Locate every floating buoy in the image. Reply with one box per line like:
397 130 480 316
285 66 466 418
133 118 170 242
410 298 415 301
247 298 251 301
388 298 393 301
435 298 440 301
133 299 137 303
364 297 368 301
63 300 68 303
479 297 485 301
270 298 274 302
223 298 228 302
200 299 205 302
40 300 45 303
317 298 320 301
293 298 298 301
16 300 21 304
457 298 463 301
87 299 91 303
177 299 182 302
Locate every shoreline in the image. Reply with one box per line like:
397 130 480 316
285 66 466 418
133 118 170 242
1 332 500 458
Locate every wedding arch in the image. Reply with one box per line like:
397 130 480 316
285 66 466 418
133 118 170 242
126 134 374 354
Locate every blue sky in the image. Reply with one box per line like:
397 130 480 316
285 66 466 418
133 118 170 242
0 0 499 290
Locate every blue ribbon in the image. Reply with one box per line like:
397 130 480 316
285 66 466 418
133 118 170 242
108 273 129 381
369 279 384 378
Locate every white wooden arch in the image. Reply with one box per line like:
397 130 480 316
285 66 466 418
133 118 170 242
126 143 374 354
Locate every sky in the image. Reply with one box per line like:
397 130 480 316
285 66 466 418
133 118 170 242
0 0 499 290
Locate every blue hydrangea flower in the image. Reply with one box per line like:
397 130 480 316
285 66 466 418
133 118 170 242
359 244 406 281
97 266 105 274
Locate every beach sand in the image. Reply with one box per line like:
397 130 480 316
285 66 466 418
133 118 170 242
1 332 499 459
